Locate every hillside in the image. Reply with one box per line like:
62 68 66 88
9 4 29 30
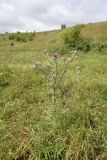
81 21 107 42
0 21 107 52
0 21 107 160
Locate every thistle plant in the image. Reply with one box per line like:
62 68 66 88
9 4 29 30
33 49 78 103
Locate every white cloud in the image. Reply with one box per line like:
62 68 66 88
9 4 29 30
0 0 107 33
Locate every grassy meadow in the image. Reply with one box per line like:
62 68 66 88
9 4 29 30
0 22 107 160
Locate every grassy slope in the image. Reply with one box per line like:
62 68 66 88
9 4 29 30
0 22 107 160
81 21 107 42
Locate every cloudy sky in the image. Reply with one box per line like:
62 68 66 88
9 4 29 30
0 0 107 33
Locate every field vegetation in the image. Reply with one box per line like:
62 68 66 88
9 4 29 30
0 21 107 160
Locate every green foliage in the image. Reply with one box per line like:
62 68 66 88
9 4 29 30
15 35 22 42
61 26 91 52
91 42 107 52
15 34 28 42
61 27 81 47
0 26 107 159
9 34 15 40
59 47 69 55
8 32 35 43
75 38 91 52
20 36 27 42
61 26 107 53
58 46 73 55
0 67 12 87
10 42 14 46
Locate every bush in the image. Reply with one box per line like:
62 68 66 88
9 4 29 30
9 34 15 40
21 36 27 42
8 32 35 43
15 36 21 42
61 27 91 52
61 27 81 47
10 42 14 46
91 42 107 52
15 35 27 42
75 38 91 52
61 26 107 53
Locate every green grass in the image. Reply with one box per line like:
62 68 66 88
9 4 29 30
0 22 107 160
81 21 107 42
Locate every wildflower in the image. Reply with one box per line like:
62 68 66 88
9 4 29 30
51 53 58 60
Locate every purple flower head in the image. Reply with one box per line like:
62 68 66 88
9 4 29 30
51 53 58 60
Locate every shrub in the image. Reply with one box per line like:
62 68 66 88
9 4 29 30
61 27 81 47
9 34 15 40
15 36 21 42
10 42 14 46
61 27 92 52
21 36 27 42
75 38 91 52
15 35 27 42
8 32 35 43
91 42 107 52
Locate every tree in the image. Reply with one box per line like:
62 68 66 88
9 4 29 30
61 24 66 29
